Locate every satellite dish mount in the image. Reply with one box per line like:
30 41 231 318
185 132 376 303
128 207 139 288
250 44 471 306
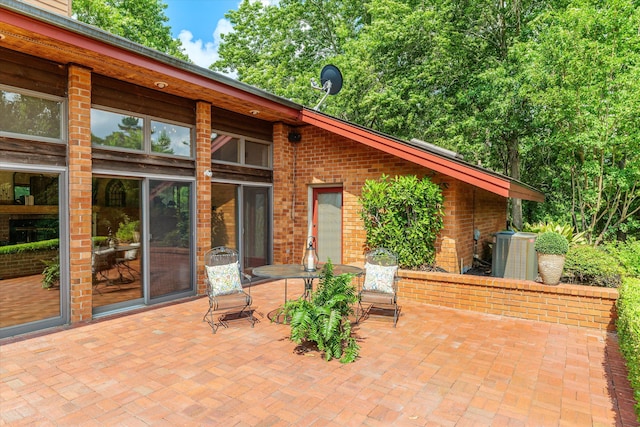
311 64 343 110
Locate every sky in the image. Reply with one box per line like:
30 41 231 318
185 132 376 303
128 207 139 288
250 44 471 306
163 0 277 70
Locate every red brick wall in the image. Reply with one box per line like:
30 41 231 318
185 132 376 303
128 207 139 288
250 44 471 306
272 125 507 271
399 270 618 331
196 101 212 295
67 65 93 323
0 250 58 279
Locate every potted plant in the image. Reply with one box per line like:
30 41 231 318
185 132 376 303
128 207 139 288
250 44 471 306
277 261 360 363
41 255 60 289
534 231 569 285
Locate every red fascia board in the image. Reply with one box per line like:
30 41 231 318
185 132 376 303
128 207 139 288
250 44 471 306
301 110 517 198
1 9 300 118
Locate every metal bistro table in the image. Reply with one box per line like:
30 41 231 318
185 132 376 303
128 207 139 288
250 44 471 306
252 263 363 304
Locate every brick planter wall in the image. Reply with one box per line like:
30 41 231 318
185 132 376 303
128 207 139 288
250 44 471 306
0 249 57 279
398 270 618 331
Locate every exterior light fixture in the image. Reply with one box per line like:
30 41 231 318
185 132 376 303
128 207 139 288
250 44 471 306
154 81 169 89
204 169 213 178
249 109 260 115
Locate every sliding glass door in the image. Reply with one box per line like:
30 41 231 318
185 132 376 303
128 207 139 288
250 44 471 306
0 167 66 338
149 180 193 299
211 182 271 274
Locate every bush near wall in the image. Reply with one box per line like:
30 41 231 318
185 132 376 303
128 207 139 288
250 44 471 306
616 277 640 420
564 244 624 287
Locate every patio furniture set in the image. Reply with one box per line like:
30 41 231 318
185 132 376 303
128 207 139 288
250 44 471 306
203 246 400 333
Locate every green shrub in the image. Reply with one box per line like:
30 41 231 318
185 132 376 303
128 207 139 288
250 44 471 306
0 239 59 255
534 232 569 255
359 174 444 269
604 239 640 278
278 262 359 363
524 221 586 246
616 277 640 419
564 245 623 287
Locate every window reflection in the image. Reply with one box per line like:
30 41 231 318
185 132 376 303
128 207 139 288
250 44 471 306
0 170 61 329
151 121 192 157
91 109 143 150
0 88 63 141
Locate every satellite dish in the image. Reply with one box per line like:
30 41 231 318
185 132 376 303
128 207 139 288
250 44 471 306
320 64 343 95
311 64 343 110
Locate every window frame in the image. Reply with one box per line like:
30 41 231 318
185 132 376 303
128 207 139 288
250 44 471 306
91 105 195 159
210 129 272 170
0 84 66 144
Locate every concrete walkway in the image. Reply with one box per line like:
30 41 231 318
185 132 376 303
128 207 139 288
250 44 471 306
1 279 637 426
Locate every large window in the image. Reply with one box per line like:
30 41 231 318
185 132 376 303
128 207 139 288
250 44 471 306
211 132 271 168
91 107 193 158
0 85 64 142
0 169 65 338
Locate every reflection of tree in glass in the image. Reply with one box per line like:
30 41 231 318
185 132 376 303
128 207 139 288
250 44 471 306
152 129 174 154
91 116 142 149
0 92 61 138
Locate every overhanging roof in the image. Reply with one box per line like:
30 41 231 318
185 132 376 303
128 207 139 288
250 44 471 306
0 0 544 202
301 109 545 202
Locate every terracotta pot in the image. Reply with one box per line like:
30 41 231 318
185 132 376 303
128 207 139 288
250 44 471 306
537 253 565 285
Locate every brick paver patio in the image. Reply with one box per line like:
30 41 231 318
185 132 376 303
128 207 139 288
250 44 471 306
1 279 637 426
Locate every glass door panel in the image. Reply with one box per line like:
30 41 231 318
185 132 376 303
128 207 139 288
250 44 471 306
149 180 192 298
0 170 62 332
243 186 270 270
313 188 343 263
92 177 142 309
211 183 238 250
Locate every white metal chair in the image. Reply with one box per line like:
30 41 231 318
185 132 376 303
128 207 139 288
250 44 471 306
356 248 399 327
115 243 140 283
203 246 255 333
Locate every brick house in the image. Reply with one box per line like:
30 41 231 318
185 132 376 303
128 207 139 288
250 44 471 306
0 0 543 338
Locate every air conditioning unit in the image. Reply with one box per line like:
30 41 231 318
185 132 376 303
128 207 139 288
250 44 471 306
503 232 538 281
492 231 515 278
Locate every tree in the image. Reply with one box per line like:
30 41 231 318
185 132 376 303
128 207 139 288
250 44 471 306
519 0 640 244
73 0 189 61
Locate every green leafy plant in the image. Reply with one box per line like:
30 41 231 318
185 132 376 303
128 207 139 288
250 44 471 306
616 278 640 419
523 221 585 246
41 256 60 289
564 245 623 288
534 232 569 255
115 216 140 243
0 239 59 255
604 239 640 278
278 262 359 363
359 174 444 269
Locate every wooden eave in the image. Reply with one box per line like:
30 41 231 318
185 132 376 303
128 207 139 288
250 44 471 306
0 3 303 125
301 109 545 202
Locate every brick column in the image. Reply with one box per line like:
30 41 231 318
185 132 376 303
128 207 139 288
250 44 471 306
67 65 93 323
272 122 296 264
196 101 212 294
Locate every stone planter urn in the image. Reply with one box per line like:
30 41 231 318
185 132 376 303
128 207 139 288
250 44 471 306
537 253 565 285
534 231 569 286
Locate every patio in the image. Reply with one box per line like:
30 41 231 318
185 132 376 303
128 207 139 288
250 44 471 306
1 279 637 426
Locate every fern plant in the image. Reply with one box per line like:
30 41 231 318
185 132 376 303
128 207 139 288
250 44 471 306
278 261 360 363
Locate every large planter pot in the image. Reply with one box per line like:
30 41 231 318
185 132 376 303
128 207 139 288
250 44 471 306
537 253 565 285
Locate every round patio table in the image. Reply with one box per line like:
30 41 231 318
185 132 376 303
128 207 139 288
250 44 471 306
252 263 363 304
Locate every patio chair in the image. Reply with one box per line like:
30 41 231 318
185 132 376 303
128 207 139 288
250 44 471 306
203 246 255 333
356 248 399 327
92 247 117 295
115 243 140 283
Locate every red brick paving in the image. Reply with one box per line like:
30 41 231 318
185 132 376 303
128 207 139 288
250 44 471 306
1 279 637 426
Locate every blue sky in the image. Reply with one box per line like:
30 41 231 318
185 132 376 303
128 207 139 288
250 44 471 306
164 0 278 70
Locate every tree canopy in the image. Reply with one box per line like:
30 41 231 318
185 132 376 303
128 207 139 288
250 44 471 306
73 0 189 61
213 0 640 243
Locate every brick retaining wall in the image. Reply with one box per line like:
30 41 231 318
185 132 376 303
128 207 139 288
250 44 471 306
0 250 57 279
398 270 618 331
